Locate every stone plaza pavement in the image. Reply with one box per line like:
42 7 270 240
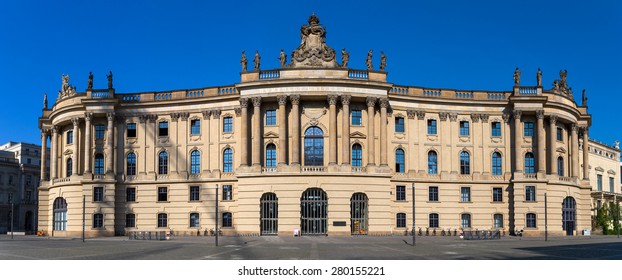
1 234 621 260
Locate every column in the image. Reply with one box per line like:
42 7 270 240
366 97 376 166
290 95 301 165
106 112 114 174
328 95 338 165
379 97 389 167
480 114 490 175
50 126 58 180
84 113 92 174
407 110 417 172
571 124 579 177
40 129 48 181
239 98 249 167
549 115 558 175
202 111 212 172
277 95 288 166
536 110 546 174
417 111 425 173
341 95 351 165
513 110 522 173
71 117 80 176
251 96 262 167
582 126 589 180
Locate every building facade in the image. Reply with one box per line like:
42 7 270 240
0 142 45 233
581 140 621 224
38 15 593 237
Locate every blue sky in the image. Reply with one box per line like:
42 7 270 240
0 0 620 148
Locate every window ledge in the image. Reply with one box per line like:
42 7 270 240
427 201 441 203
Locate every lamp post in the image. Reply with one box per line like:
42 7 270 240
412 182 415 246
82 195 85 242
545 192 548 241
10 202 14 240
215 183 219 247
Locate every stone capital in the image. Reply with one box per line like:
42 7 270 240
234 107 242 117
536 110 545 119
202 110 212 120
470 113 480 123
549 114 558 125
84 112 93 122
71 117 80 127
502 113 511 123
51 126 58 135
340 94 351 106
106 112 115 123
407 110 416 119
571 123 578 133
327 94 339 105
277 95 287 106
171 113 180 122
480 114 490 122
449 113 458 122
513 110 522 120
579 125 588 134
439 112 448 121
180 112 190 121
366 96 377 108
41 128 51 137
416 111 425 120
212 109 221 119
289 94 300 105
252 96 262 107
239 98 249 108
378 97 389 109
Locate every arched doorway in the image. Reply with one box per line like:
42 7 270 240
260 193 278 235
350 193 368 235
300 188 327 235
562 197 576 236
53 197 67 231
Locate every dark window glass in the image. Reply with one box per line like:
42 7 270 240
428 151 438 174
158 187 167 202
427 119 437 135
158 152 168 174
157 213 167 228
223 148 233 173
491 122 501 137
460 121 469 136
610 177 615 192
492 152 502 175
266 144 276 168
351 110 362 126
93 187 104 202
556 127 563 141
429 186 439 202
95 125 106 140
94 154 104 175
524 121 534 137
190 150 201 174
190 186 200 201
597 174 602 191
493 187 503 202
66 158 72 177
395 117 404 133
190 213 200 228
126 214 136 228
223 117 233 133
396 185 405 201
395 149 405 173
494 214 503 228
460 151 470 174
127 123 137 138
526 186 536 201
67 131 73 144
351 144 362 167
158 121 168 137
190 119 201 135
127 153 137 176
461 213 471 228
304 126 324 166
93 213 103 228
557 157 564 176
396 213 406 228
429 213 439 228
222 212 232 227
524 153 535 174
126 187 136 202
265 109 276 126
223 185 232 201
526 213 537 228
460 187 471 202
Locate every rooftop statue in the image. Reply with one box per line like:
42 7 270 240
341 48 349 68
289 13 338 68
279 49 287 67
582 88 588 106
536 68 542 87
552 69 572 97
513 67 520 86
366 50 373 70
107 71 113 89
58 74 76 99
240 50 248 72
43 92 48 109
380 51 387 71
87 71 93 90
254 51 261 70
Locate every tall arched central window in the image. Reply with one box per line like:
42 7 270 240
266 144 276 168
492 152 502 176
190 150 201 174
395 148 405 173
524 152 535 174
94 154 104 175
460 151 470 175
351 144 362 167
428 151 438 174
304 126 324 166
126 153 136 176
223 148 233 173
158 151 168 174
557 157 564 176
66 158 72 177
53 197 67 231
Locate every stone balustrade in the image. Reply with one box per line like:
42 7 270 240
302 166 326 172
259 70 280 80
348 70 368 80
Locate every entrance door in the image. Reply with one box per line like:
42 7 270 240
562 197 576 236
260 193 278 235
300 188 327 235
350 193 368 235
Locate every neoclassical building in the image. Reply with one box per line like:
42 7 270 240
39 15 595 237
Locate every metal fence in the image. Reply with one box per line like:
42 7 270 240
128 231 170 240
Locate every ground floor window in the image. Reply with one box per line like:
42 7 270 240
126 214 135 228
493 214 503 228
53 197 67 231
190 213 200 228
461 213 471 228
396 213 406 228
93 213 103 228
222 212 232 227
526 213 537 228
157 213 168 228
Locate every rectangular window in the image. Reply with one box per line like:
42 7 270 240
460 187 471 202
491 122 501 137
351 110 362 126
126 187 136 202
459 121 469 136
126 214 136 228
8 175 14 185
524 121 534 137
396 213 406 228
190 186 200 201
223 185 232 201
395 117 405 133
492 187 503 202
93 187 104 202
7 193 13 203
427 119 437 135
526 213 537 228
158 121 168 137
525 186 536 202
95 125 106 140
610 177 614 193
190 213 200 228
25 190 32 202
127 123 137 138
428 186 439 202
93 214 103 229
429 214 439 228
67 131 73 144
222 212 233 227
158 187 168 202
396 185 406 201
597 174 603 191
556 127 563 141
494 214 503 229
223 117 233 133
265 109 276 126
190 119 201 135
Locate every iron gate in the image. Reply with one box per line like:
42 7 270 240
351 193 368 235
260 193 278 235
301 188 327 235
562 196 576 236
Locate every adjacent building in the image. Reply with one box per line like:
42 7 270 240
0 142 46 233
38 15 595 237
582 140 621 223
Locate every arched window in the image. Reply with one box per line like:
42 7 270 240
53 197 67 231
524 152 535 174
94 154 104 175
304 126 324 166
557 157 564 176
428 151 438 174
223 148 233 173
66 158 72 177
351 144 362 167
190 150 201 174
266 144 276 168
461 213 471 228
429 213 439 228
158 151 168 174
126 153 136 176
395 148 405 173
492 152 502 176
460 151 470 175
157 213 168 228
